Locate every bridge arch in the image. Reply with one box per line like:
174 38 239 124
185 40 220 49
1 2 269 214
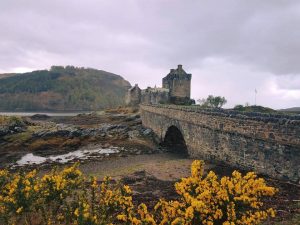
162 125 188 154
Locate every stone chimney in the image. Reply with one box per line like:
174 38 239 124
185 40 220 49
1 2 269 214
170 69 175 73
177 64 183 70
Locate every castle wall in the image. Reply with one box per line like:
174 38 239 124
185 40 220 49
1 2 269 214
170 79 191 98
162 79 169 89
125 85 141 106
140 104 300 183
141 89 169 105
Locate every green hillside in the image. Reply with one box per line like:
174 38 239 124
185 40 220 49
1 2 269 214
0 66 131 111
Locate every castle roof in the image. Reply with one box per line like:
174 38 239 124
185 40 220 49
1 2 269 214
163 65 191 81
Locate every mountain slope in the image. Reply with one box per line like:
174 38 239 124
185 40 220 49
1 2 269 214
0 66 131 111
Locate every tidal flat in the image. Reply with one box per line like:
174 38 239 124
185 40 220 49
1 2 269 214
0 110 299 224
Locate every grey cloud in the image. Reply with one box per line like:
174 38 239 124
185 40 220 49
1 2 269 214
0 0 299 108
275 75 300 90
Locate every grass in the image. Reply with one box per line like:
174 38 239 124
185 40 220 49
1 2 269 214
0 115 24 126
6 131 32 143
105 106 139 114
27 137 83 151
271 213 300 225
61 138 81 147
4 125 41 144
28 137 68 151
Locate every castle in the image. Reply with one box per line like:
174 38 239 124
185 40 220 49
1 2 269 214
125 65 194 106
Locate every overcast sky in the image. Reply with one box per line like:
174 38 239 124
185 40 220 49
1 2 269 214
1 0 300 109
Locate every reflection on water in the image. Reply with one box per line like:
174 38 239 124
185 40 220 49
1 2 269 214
15 147 120 166
0 112 90 117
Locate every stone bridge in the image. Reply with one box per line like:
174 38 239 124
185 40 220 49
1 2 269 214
140 104 300 183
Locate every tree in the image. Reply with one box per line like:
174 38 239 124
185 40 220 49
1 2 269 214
197 95 227 108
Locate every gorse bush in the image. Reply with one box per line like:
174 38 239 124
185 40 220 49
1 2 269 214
154 160 276 225
0 161 277 225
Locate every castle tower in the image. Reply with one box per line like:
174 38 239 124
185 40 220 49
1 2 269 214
162 65 192 104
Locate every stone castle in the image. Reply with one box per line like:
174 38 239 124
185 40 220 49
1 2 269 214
125 65 194 106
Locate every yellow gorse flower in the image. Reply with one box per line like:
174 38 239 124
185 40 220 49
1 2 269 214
0 161 277 225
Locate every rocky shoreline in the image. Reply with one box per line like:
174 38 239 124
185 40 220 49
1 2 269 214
0 110 157 169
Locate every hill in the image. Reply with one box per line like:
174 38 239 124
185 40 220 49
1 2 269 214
0 66 131 111
279 107 300 113
232 105 276 113
0 73 16 79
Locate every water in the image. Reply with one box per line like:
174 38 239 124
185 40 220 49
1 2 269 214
0 112 90 117
14 147 120 166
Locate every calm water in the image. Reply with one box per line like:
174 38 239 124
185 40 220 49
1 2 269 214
0 111 90 117
13 146 121 167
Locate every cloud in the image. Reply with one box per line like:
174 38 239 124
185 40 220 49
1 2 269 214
0 0 299 108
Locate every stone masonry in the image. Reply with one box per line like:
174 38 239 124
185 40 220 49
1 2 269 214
140 104 300 183
125 84 141 106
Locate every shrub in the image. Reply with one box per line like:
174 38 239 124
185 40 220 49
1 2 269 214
155 160 277 225
0 161 277 225
197 95 227 108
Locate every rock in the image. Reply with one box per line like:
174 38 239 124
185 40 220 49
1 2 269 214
103 143 110 148
128 130 140 139
0 127 10 137
143 128 152 136
45 159 52 164
13 126 25 132
30 114 50 120
69 130 83 137
124 114 140 122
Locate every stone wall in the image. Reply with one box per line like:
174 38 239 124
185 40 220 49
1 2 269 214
125 85 141 106
140 104 300 183
141 88 169 105
169 79 191 99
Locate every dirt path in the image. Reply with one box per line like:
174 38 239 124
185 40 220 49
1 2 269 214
77 152 197 181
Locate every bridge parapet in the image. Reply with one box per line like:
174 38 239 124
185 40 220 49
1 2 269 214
142 104 300 121
140 104 300 147
140 104 300 183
